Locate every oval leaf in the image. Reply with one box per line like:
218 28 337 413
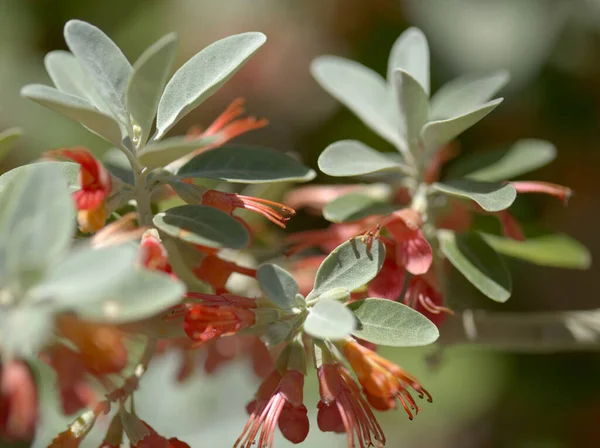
387 27 430 95
392 69 429 153
432 179 516 212
155 32 266 139
311 56 400 147
421 98 503 153
21 84 124 147
438 230 512 302
153 204 250 249
323 193 396 223
429 71 509 121
177 146 315 183
304 299 356 340
318 140 407 177
448 139 557 182
138 135 218 171
257 264 300 311
480 232 591 270
64 19 133 127
310 237 385 299
0 127 22 162
348 298 439 347
127 33 178 147
0 161 79 194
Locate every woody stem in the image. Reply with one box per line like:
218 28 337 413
132 166 153 227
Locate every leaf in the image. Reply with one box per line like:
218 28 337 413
176 146 316 183
166 180 209 205
0 307 54 358
438 230 512 302
261 317 300 347
311 56 401 147
0 161 80 194
44 50 113 115
21 84 124 147
387 27 430 95
155 32 266 139
0 163 75 284
429 71 509 120
0 127 22 162
432 179 516 212
64 19 133 127
138 135 218 171
304 299 356 340
102 148 134 184
420 99 503 153
448 139 557 181
323 193 396 223
318 140 406 177
348 298 439 347
392 69 429 153
257 264 300 311
127 33 178 147
153 205 250 249
310 237 385 299
480 232 591 270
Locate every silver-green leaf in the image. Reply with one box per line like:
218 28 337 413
138 135 218 171
393 69 429 153
323 193 396 223
318 140 407 177
432 179 516 212
304 299 356 340
0 127 22 162
257 264 300 311
387 27 430 95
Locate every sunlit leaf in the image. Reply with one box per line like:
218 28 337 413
448 139 557 181
392 69 429 153
176 146 315 183
323 192 396 223
429 71 509 120
480 232 591 270
127 33 178 147
257 264 300 311
432 179 516 212
21 84 124 147
438 230 512 302
304 299 356 340
348 298 439 346
310 237 385 299
155 32 266 139
387 27 430 95
153 205 250 249
311 56 400 147
318 140 407 177
138 135 218 171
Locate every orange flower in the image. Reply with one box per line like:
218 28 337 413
202 189 295 229
0 360 38 441
193 254 256 295
236 369 309 447
341 340 431 419
404 274 453 327
317 363 385 448
139 231 172 274
46 148 112 233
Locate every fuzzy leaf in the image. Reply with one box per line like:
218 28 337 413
310 237 385 299
0 128 22 162
387 27 430 95
432 179 516 212
318 140 406 177
0 161 79 194
348 298 439 346
127 33 178 147
439 230 512 302
304 299 356 340
392 69 429 153
323 193 396 223
257 264 300 311
155 32 266 139
153 204 250 249
21 84 124 147
429 71 509 120
64 19 133 127
138 135 218 170
311 56 400 147
480 232 591 270
176 146 316 183
421 99 503 153
448 139 557 181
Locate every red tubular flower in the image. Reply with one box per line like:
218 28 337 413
317 364 385 448
182 293 257 345
139 231 172 273
512 181 572 204
202 189 296 229
404 275 453 328
46 147 112 233
193 254 256 295
342 340 431 420
0 361 38 441
496 210 526 241
367 258 406 301
236 369 309 447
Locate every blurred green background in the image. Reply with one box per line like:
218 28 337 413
1 0 600 447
